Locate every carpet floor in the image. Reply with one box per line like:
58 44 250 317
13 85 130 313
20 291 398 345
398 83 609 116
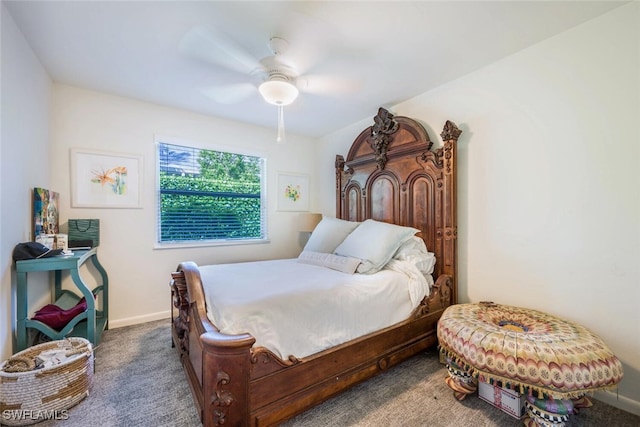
34 320 638 426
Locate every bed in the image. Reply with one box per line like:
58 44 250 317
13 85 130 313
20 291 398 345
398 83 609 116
170 108 462 426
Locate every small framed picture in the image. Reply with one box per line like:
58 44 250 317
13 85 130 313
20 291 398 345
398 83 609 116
70 148 143 208
277 172 309 212
33 187 59 239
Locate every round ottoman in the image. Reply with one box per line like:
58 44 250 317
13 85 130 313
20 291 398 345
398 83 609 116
437 302 623 426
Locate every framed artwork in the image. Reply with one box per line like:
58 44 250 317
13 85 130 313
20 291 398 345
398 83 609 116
277 172 309 212
71 148 143 208
33 187 59 239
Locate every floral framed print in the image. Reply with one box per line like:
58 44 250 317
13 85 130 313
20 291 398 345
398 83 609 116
71 148 143 208
277 172 309 212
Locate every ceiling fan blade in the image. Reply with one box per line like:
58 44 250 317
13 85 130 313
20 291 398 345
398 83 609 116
270 8 347 75
179 26 261 75
200 83 257 104
297 74 362 96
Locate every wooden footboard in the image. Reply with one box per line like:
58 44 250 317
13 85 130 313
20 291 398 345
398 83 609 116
171 262 453 427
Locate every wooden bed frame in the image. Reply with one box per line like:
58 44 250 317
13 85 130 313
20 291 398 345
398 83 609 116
170 108 461 426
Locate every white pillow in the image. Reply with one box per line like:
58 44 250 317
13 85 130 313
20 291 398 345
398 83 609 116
393 236 436 275
334 219 419 274
297 251 361 274
302 215 360 253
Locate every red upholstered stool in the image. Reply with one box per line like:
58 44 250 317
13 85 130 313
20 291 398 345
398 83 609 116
437 302 623 427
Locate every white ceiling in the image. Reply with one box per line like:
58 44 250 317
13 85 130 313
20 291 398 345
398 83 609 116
4 1 626 138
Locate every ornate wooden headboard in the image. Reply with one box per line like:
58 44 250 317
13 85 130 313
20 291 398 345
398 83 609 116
335 108 461 303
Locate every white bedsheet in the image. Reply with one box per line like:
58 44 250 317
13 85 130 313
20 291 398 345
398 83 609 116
200 258 431 360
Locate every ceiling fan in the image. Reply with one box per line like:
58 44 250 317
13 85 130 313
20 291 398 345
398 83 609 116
255 37 299 143
179 26 356 143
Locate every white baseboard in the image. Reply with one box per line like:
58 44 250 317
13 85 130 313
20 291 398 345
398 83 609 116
108 310 171 329
594 389 640 416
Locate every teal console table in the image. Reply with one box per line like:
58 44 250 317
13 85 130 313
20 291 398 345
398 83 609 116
15 248 108 352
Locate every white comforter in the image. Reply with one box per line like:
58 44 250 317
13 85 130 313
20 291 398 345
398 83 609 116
200 258 430 359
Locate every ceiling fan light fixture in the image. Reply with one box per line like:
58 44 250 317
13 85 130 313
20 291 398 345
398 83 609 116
258 79 299 106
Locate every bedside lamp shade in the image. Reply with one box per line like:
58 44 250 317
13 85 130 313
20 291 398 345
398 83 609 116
297 213 322 233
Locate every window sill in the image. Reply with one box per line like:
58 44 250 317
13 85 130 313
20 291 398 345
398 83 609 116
154 238 270 250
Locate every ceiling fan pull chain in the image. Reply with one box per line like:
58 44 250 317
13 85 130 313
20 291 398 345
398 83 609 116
277 105 286 144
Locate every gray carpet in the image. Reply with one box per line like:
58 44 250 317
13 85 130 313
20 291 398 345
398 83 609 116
38 320 639 426
38 319 201 427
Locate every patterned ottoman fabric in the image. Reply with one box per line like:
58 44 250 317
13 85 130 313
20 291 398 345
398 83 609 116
437 303 623 400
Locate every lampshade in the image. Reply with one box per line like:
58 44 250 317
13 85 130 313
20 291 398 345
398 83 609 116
258 80 299 106
297 213 322 232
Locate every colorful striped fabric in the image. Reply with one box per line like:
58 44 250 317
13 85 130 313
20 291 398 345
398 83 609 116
437 303 623 400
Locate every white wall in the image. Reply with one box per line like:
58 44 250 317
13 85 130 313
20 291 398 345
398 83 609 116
50 84 317 328
318 2 639 414
0 4 52 361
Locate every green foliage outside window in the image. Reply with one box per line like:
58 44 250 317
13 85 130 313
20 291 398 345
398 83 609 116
158 143 265 243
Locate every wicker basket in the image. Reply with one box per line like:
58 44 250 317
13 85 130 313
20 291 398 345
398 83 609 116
0 338 93 426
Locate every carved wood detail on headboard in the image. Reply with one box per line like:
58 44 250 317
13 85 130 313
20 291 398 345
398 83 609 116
336 108 461 303
370 107 399 170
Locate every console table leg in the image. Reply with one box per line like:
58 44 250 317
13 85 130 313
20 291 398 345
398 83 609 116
16 271 28 352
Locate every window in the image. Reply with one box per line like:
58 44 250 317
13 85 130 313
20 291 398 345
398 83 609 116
157 141 267 246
